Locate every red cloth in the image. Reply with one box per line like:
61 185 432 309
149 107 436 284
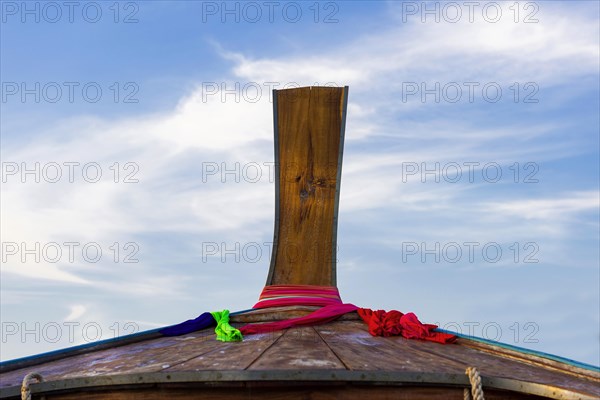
239 303 358 335
357 308 456 344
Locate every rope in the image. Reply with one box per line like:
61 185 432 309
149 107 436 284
465 366 485 400
21 372 44 400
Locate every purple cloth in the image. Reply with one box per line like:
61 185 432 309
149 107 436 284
159 312 215 336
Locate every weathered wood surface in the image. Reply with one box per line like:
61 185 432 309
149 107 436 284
0 329 282 387
248 327 345 370
318 321 600 397
2 321 598 399
0 331 217 385
267 86 347 286
166 330 285 372
315 322 466 373
460 339 600 381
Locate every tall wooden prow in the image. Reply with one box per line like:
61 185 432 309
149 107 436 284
266 86 349 287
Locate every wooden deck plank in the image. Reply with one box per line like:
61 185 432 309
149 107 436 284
396 336 600 397
165 330 285 371
316 321 599 396
268 86 346 286
248 327 346 370
316 321 466 373
461 339 600 381
0 329 219 387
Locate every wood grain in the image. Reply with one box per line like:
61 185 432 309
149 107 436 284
0 330 218 387
166 331 284 371
315 321 465 373
248 327 345 370
268 86 347 286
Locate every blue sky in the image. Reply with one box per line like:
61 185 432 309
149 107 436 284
1 1 599 366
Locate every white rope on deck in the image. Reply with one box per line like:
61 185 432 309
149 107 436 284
464 366 485 400
21 372 44 400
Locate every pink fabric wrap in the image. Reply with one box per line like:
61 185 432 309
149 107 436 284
239 303 358 334
252 284 342 308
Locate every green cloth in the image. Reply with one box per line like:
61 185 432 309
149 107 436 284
210 310 243 342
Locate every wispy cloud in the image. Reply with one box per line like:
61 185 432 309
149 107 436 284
484 191 599 221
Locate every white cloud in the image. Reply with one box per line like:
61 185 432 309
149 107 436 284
227 2 598 90
65 305 86 321
484 191 599 221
